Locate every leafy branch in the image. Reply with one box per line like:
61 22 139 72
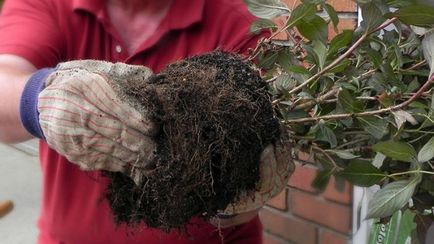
286 74 434 124
244 0 434 238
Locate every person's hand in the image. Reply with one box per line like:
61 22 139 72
20 60 157 184
221 140 294 215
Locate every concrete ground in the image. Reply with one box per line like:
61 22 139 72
0 140 40 244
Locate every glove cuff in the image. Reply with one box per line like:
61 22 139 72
20 68 55 139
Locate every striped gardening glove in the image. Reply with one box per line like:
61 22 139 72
20 60 157 184
220 140 294 215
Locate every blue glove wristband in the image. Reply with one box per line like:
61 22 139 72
19 68 55 139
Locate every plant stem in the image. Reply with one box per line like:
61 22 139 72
290 67 378 109
370 17 398 34
358 69 377 80
335 137 370 149
402 60 427 72
291 135 315 140
287 32 370 95
342 130 369 136
285 74 434 124
312 144 343 170
294 87 339 110
267 16 292 41
404 129 434 134
285 17 398 96
388 170 434 178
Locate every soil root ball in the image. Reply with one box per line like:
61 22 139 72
105 51 281 231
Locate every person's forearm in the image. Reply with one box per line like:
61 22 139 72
0 55 37 143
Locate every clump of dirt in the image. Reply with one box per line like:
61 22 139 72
104 51 281 231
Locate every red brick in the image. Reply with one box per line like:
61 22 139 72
266 189 288 211
283 0 301 9
337 18 357 30
272 16 290 40
327 0 357 12
274 2 358 40
288 163 352 204
290 190 352 233
328 18 358 38
320 229 350 244
284 0 357 12
288 164 317 193
263 233 290 244
260 208 317 244
323 177 352 205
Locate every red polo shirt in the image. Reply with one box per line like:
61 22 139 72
0 0 265 243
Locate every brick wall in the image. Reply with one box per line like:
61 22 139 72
261 1 358 243
261 162 353 244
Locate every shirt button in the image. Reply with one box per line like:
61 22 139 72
115 45 122 53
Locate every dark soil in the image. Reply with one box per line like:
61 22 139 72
104 51 281 231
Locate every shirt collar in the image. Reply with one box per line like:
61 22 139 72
72 0 106 18
72 0 205 30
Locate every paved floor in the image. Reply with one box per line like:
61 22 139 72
0 140 40 244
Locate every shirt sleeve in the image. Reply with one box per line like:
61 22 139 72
0 0 65 68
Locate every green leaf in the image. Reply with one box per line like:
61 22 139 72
298 92 314 100
400 69 430 78
357 116 389 139
372 152 386 168
387 5 434 27
392 110 418 129
283 109 309 119
340 160 386 187
419 92 434 129
417 0 434 8
277 51 297 72
250 18 277 33
315 123 337 148
274 74 296 91
259 51 279 69
327 149 359 159
324 4 339 31
360 3 385 32
328 30 353 58
366 177 421 218
296 15 328 42
418 136 434 162
420 178 434 191
286 3 316 28
303 0 325 4
327 59 351 73
409 101 429 109
286 65 311 75
422 29 434 76
312 40 327 70
311 169 332 191
338 89 364 113
372 141 418 163
430 91 434 113
244 0 289 19
356 0 372 3
387 0 418 8
366 48 383 69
